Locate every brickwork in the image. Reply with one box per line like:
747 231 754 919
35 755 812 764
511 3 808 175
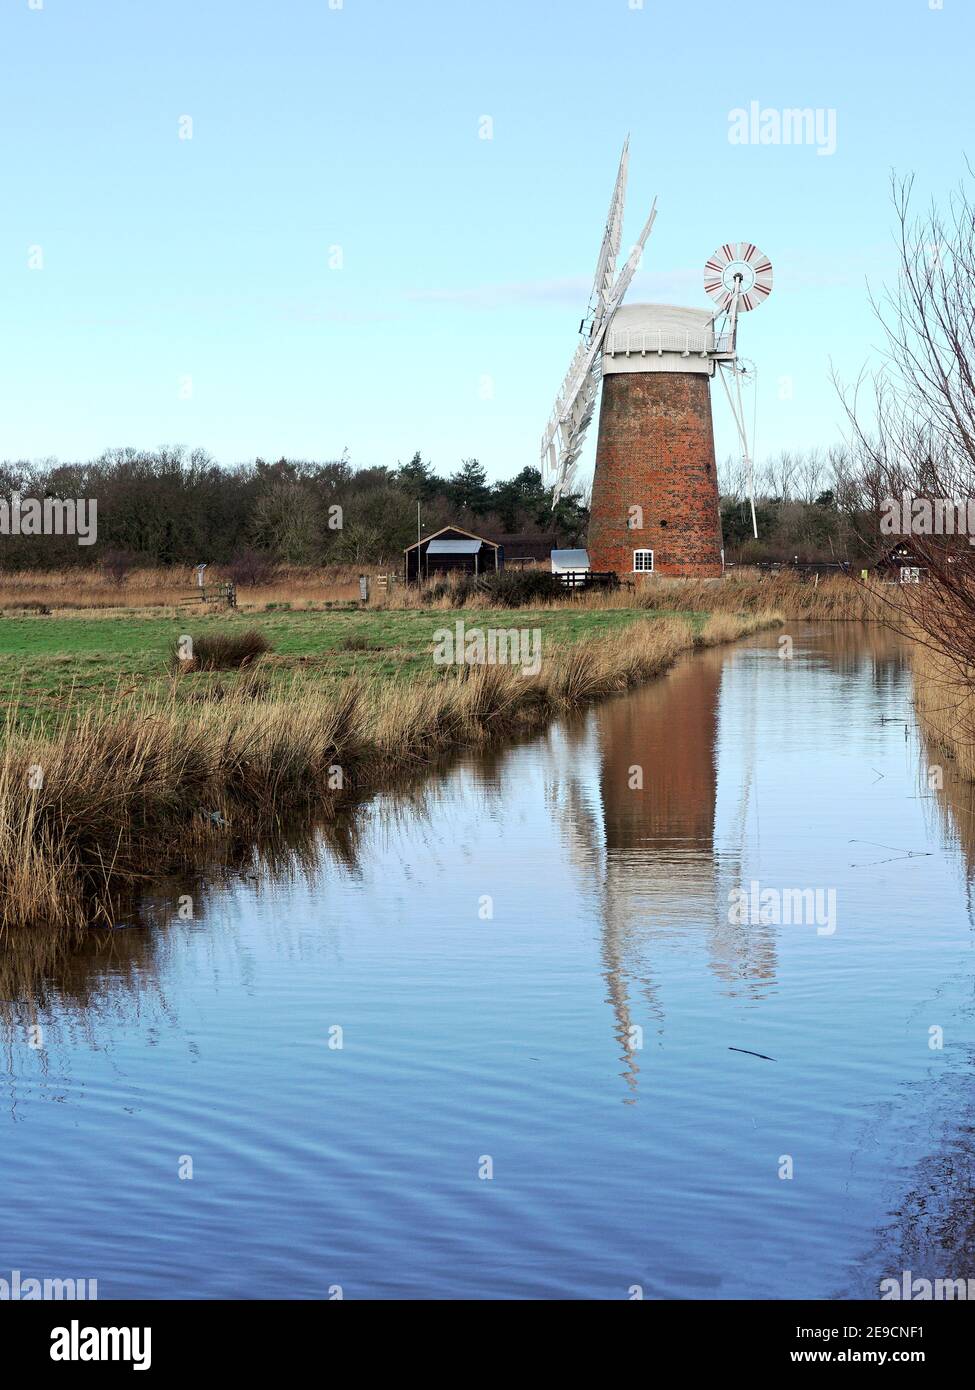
588 371 723 578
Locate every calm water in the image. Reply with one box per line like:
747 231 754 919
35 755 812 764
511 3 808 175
2 624 974 1299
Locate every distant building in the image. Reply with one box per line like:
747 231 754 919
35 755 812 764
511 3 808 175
872 542 927 584
551 548 591 575
404 526 502 583
489 534 559 570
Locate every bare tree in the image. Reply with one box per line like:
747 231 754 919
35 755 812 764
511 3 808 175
761 449 800 501
717 452 747 502
841 169 975 678
795 448 827 505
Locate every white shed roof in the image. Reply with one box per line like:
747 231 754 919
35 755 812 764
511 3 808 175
427 538 482 555
551 548 590 571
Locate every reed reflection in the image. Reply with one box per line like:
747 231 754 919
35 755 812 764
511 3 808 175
0 812 359 1059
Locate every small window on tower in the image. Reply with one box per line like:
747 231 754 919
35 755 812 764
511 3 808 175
633 549 654 573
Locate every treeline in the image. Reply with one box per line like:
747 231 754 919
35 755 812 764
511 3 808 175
718 447 886 563
0 449 589 572
1 442 886 574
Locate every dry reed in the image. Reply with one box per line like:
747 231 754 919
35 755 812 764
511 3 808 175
170 629 271 672
625 572 884 621
910 642 975 782
0 563 885 619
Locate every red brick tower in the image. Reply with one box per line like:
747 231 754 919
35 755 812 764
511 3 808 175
587 303 723 578
589 345 723 577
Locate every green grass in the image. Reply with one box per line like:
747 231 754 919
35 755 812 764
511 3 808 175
0 606 709 730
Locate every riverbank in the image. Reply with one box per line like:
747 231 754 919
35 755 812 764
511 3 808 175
0 608 779 931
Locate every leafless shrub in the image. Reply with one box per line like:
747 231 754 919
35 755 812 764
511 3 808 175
100 548 138 586
227 549 275 588
841 171 975 672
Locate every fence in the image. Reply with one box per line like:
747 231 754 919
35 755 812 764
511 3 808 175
180 581 237 609
557 570 621 592
748 560 852 579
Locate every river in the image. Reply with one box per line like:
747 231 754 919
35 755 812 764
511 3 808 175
2 623 973 1299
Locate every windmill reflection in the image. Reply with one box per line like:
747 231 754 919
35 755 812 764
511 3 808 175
596 645 727 1092
585 622 918 1092
547 639 789 1094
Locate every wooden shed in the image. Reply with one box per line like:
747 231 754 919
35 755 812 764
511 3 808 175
404 526 503 584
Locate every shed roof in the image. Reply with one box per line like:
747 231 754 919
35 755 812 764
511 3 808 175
404 525 500 553
551 548 590 570
427 538 482 555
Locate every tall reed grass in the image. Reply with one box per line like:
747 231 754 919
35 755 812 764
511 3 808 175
0 564 370 613
0 563 883 619
911 642 975 781
0 611 779 931
626 572 884 621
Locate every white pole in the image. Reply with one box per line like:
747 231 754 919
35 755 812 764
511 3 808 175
718 360 759 541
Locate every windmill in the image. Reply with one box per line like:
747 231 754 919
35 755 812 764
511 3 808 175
540 143 773 576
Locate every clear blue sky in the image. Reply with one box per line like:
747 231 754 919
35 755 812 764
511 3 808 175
1 0 971 484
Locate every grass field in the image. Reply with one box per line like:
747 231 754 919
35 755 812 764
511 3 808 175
0 606 707 727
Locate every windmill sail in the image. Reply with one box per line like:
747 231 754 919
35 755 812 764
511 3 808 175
586 137 629 330
541 154 657 503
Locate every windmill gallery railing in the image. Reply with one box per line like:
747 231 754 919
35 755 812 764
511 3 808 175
605 326 714 358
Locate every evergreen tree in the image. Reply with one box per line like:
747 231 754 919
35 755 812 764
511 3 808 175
396 451 438 499
447 458 490 515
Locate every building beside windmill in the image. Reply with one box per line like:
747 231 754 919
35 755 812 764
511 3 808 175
404 527 572 582
541 143 772 581
403 526 502 583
